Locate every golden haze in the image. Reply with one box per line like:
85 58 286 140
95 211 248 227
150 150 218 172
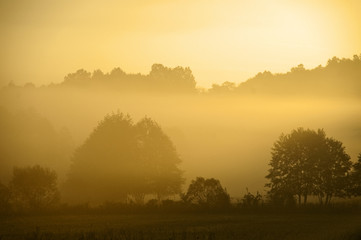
0 0 360 88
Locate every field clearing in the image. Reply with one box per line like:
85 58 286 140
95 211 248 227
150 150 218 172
1 213 361 240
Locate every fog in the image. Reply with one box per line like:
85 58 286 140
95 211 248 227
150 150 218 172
2 1 361 238
1 58 360 202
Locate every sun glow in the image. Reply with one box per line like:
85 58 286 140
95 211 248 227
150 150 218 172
0 0 360 88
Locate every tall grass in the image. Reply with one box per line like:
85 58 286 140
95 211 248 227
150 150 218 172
1 213 361 240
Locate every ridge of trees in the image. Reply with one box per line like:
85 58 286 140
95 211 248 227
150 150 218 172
3 54 361 97
209 54 361 97
56 64 197 93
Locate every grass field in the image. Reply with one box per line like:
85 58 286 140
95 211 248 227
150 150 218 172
1 213 361 240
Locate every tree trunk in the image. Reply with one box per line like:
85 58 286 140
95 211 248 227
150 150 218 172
298 194 301 205
318 195 323 205
303 194 308 204
325 194 332 205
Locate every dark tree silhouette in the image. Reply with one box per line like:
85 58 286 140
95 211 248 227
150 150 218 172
266 128 351 205
0 182 11 213
135 117 184 201
315 137 352 203
182 177 230 208
64 113 137 203
241 189 262 207
350 153 361 196
64 113 183 204
9 165 60 210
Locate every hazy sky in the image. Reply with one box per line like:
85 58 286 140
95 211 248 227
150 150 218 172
1 0 360 88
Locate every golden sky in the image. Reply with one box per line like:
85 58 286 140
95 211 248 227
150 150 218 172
1 0 360 88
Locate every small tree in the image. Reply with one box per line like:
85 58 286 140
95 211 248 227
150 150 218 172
183 177 230 208
10 165 60 210
241 189 262 207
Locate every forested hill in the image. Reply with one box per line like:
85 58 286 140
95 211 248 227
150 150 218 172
210 54 361 97
36 64 196 94
2 54 361 97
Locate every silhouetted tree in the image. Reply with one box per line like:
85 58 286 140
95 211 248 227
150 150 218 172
0 182 11 214
65 113 137 203
183 177 230 208
266 128 351 205
135 117 183 201
241 189 262 207
314 137 352 204
64 113 183 204
350 153 361 196
9 165 60 210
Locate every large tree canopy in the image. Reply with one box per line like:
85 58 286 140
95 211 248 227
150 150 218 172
135 117 183 200
266 128 351 205
64 113 183 204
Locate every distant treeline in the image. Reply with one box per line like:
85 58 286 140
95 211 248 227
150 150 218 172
20 64 197 94
210 55 361 97
4 54 361 97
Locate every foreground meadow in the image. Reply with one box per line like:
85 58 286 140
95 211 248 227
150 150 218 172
1 213 361 240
